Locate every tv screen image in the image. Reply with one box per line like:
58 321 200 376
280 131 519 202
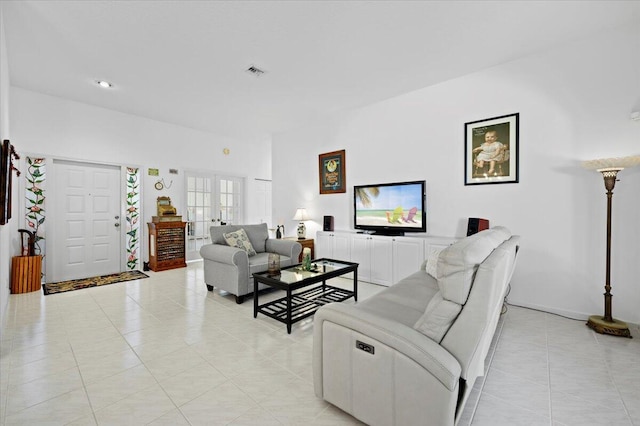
354 180 426 235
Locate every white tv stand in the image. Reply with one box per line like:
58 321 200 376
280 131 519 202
316 231 455 286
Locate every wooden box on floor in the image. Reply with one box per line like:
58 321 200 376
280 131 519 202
11 255 42 293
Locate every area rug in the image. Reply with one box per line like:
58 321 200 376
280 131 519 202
42 270 149 295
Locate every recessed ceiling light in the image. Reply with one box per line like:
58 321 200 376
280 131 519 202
95 80 113 88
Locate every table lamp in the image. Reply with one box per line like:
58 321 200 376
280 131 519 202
293 208 310 239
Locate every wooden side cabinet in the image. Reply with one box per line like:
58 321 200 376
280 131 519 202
148 221 187 272
285 237 314 262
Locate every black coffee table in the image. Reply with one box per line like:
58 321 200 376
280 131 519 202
252 258 358 333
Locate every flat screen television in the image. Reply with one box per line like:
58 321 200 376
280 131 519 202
354 180 426 236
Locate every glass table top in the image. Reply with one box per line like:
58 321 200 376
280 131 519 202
254 258 355 284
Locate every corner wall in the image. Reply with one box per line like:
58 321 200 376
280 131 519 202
0 4 13 329
272 23 640 324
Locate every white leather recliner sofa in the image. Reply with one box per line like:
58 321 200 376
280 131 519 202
313 226 520 425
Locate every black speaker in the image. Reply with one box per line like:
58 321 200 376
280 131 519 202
467 218 489 236
323 215 334 231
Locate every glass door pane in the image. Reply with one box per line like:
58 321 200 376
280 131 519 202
185 173 212 261
216 176 243 226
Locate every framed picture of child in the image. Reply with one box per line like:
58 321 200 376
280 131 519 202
464 113 519 185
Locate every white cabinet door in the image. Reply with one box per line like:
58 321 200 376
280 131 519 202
392 237 425 283
333 232 351 260
316 231 351 261
350 234 371 282
350 235 392 286
316 231 332 258
370 236 393 286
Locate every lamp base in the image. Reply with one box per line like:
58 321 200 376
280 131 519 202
586 315 632 338
296 222 306 240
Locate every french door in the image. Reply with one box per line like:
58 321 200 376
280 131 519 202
185 172 244 260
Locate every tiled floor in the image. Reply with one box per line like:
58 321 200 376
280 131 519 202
1 262 638 425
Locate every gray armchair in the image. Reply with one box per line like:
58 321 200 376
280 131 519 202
199 223 302 304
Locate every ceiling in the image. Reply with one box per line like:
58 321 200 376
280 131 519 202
3 1 639 140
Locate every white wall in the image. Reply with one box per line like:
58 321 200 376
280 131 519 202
273 24 640 324
10 87 272 266
0 4 16 329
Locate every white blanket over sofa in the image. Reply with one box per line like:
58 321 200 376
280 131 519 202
313 226 520 426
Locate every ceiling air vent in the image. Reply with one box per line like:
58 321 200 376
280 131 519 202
245 65 266 77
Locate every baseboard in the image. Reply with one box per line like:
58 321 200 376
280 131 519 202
505 299 589 321
505 299 640 330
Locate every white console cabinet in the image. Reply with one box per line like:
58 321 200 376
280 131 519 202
317 231 455 287
350 234 393 286
316 231 350 260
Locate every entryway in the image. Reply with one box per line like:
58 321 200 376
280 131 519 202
49 160 122 282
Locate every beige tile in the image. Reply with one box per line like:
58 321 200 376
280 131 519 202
93 384 176 425
71 335 132 366
489 349 549 386
131 336 191 363
6 366 84 415
259 377 329 424
143 345 207 381
159 362 229 406
228 406 282 425
85 364 156 410
180 381 258 425
64 415 98 425
8 340 73 368
7 349 78 386
4 388 92 425
77 347 142 384
269 340 314 382
550 390 632 425
472 393 550 426
146 408 191 425
230 359 300 403
481 368 551 416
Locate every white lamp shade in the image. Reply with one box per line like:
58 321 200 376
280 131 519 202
582 155 640 172
293 208 311 221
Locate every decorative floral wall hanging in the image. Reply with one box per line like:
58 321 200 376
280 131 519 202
125 167 141 270
25 157 46 280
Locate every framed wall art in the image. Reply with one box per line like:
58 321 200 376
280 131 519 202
464 113 519 185
319 149 346 194
1 140 20 225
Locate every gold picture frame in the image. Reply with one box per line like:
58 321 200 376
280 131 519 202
319 150 346 194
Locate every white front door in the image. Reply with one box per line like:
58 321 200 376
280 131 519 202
52 160 121 281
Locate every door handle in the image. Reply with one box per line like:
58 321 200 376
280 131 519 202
115 215 120 219
114 223 120 227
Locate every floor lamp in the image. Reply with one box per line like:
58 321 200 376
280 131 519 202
582 155 640 338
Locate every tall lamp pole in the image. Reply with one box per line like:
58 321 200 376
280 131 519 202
582 156 640 338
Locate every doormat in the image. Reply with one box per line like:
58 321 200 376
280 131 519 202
42 270 149 295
